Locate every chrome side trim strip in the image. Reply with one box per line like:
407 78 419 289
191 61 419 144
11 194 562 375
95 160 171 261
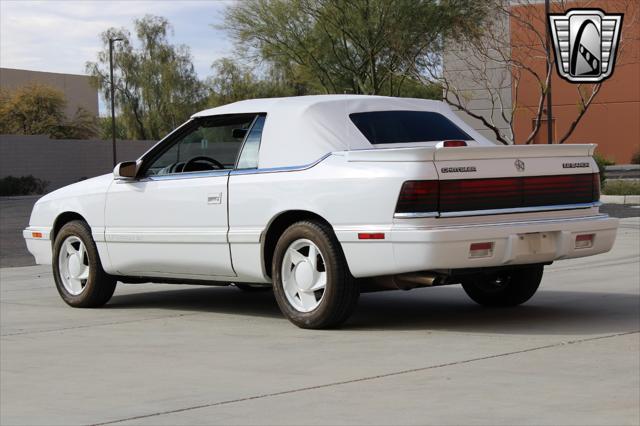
408 214 613 231
146 170 230 181
439 202 601 218
394 212 439 219
230 153 332 176
396 202 601 219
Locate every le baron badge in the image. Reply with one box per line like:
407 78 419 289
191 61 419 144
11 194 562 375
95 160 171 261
548 9 623 83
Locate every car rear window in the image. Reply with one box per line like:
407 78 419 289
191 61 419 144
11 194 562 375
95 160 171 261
349 110 472 144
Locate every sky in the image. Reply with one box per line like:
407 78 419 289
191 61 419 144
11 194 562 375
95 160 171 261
0 0 234 80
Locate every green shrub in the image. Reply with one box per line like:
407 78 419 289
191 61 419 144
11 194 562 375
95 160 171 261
0 175 49 196
602 180 640 195
593 153 615 184
632 149 640 165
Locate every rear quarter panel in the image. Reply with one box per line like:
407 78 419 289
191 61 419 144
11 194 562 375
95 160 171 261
228 154 438 280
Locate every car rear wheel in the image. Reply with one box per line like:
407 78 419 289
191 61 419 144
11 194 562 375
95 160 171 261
461 265 544 307
53 220 117 308
272 220 359 329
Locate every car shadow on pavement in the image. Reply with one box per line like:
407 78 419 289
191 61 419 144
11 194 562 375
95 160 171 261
349 286 640 335
106 284 640 336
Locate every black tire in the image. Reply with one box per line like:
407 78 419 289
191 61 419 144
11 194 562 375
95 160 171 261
52 220 117 308
461 265 544 307
235 283 271 292
272 220 359 329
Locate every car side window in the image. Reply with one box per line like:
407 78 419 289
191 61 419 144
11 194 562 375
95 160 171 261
144 114 257 176
236 114 266 170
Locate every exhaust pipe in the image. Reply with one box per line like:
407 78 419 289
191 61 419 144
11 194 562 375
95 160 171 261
366 271 446 291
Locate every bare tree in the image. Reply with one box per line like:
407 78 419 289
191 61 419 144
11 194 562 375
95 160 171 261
416 0 637 145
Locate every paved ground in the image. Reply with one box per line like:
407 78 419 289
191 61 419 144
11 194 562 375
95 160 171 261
1 217 638 425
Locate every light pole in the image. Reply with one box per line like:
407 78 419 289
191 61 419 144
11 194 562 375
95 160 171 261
109 38 123 167
545 0 553 144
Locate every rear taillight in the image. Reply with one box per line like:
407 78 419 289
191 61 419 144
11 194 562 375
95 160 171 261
440 177 521 212
522 174 594 207
593 173 601 200
395 181 438 213
396 173 599 215
442 140 467 147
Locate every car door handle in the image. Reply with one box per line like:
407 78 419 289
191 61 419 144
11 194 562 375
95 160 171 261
207 193 222 204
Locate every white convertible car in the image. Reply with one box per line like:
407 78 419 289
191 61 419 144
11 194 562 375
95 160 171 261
24 95 618 328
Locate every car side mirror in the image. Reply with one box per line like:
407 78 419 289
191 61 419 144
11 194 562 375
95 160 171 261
113 161 139 180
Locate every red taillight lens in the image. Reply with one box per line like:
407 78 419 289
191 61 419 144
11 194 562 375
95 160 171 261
522 174 594 207
396 173 598 215
396 181 439 213
440 177 521 212
442 140 467 147
593 173 601 200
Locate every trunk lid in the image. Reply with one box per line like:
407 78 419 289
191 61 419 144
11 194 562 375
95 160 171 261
347 144 600 217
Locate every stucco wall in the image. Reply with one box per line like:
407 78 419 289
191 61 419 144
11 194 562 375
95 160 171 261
0 135 156 191
0 68 99 118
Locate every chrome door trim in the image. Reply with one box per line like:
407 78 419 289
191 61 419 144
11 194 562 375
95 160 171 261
394 212 439 219
145 170 231 182
230 153 332 176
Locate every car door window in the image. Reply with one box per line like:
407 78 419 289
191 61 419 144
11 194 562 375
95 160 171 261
144 114 256 176
236 114 266 170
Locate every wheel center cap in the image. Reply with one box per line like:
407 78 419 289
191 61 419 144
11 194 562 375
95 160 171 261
294 261 314 290
68 254 81 278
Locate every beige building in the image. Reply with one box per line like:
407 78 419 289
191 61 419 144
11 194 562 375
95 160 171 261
0 67 99 119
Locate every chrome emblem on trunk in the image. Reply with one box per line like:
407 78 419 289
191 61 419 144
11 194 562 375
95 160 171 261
515 159 525 172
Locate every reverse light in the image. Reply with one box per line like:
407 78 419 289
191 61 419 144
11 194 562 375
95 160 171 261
442 140 467 147
575 233 594 249
358 233 385 240
469 242 494 258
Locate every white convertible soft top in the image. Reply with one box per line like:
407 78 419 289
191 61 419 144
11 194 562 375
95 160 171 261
192 95 493 169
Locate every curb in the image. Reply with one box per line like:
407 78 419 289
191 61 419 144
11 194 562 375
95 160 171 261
600 195 640 205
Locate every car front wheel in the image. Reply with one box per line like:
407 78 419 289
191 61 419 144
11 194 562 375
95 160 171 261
461 265 544 307
53 220 117 308
272 220 359 329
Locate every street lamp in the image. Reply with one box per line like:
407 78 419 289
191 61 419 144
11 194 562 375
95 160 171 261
545 0 553 144
109 37 123 167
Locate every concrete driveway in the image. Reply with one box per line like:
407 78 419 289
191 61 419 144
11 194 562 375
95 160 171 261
1 218 638 425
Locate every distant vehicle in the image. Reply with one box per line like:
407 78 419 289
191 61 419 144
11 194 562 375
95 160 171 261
24 95 618 328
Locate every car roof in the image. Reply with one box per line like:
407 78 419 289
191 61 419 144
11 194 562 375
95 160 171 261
191 95 489 169
191 95 443 118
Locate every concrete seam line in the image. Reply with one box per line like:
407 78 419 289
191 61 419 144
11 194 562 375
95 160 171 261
0 312 201 337
90 330 639 426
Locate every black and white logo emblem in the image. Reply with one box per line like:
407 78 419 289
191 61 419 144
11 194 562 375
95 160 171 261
548 9 623 83
515 159 525 172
